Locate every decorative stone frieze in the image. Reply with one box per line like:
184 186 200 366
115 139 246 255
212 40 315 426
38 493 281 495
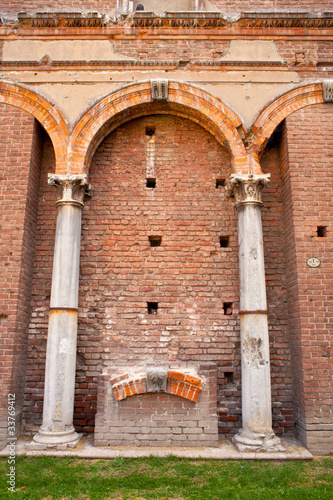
226 173 270 207
48 174 93 207
323 80 333 102
151 79 169 101
12 12 333 31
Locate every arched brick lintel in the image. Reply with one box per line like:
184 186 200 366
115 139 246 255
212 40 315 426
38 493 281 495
70 80 248 175
0 80 69 173
248 83 324 158
111 370 203 403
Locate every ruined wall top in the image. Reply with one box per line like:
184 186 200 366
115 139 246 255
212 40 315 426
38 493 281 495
0 0 332 20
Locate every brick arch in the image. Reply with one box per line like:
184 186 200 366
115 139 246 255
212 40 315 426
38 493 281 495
111 370 202 403
248 83 323 160
0 80 69 173
70 80 248 175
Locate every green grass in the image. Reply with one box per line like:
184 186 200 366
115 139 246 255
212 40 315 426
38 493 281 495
0 455 332 499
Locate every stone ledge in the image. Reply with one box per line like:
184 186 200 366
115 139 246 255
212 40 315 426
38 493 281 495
0 436 313 460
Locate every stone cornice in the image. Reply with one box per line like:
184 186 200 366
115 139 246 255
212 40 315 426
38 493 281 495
0 11 332 33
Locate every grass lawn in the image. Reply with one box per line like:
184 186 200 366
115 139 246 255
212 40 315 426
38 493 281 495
0 455 332 499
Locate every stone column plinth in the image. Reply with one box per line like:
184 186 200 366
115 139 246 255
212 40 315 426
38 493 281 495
227 174 284 453
30 174 92 450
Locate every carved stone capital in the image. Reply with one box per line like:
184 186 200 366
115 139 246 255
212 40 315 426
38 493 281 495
226 174 270 208
48 174 93 207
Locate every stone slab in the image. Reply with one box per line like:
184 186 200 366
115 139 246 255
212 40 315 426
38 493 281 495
0 436 313 461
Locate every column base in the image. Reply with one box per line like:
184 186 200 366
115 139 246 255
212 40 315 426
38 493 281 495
27 427 82 451
233 429 285 453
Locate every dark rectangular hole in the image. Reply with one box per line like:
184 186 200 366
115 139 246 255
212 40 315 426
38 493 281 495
317 226 327 237
216 178 225 188
149 236 162 247
146 178 156 188
224 372 234 385
146 127 156 136
220 236 230 248
147 302 158 315
223 302 233 315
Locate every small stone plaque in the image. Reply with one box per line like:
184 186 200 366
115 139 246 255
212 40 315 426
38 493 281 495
307 257 321 268
146 367 168 392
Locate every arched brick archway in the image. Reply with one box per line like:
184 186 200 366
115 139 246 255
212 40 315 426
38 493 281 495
247 83 323 164
70 80 248 175
0 80 69 173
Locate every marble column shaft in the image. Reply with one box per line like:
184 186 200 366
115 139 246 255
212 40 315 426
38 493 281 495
33 174 92 447
227 173 284 452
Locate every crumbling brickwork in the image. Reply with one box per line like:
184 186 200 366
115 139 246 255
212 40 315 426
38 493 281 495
0 105 43 447
95 363 218 447
280 105 333 454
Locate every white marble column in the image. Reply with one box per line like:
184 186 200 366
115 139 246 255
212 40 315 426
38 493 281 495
32 174 92 450
228 174 284 452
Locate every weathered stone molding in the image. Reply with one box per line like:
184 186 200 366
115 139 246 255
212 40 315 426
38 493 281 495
110 369 203 403
9 12 333 32
226 173 270 208
48 174 93 207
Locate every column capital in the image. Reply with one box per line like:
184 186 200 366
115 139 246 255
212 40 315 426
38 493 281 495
226 173 270 208
48 174 93 207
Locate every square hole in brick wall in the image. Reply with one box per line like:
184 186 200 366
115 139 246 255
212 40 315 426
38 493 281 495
223 302 233 315
317 226 327 237
147 302 158 314
220 236 230 248
146 178 156 188
146 127 156 136
149 236 162 247
216 178 225 188
224 372 234 386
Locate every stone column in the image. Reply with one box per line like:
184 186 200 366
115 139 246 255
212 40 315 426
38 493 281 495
31 174 92 450
227 174 284 452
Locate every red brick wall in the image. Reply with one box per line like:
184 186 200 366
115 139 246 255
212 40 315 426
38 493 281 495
0 104 43 446
212 1 333 11
113 39 230 60
1 1 331 16
109 39 333 69
0 1 117 16
22 135 56 434
280 104 333 452
261 135 294 435
22 112 295 437
276 41 333 68
78 114 239 434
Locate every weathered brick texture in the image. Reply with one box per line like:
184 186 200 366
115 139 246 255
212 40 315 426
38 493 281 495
95 363 218 447
21 135 56 434
0 104 43 447
22 112 295 438
1 1 332 17
280 104 333 454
